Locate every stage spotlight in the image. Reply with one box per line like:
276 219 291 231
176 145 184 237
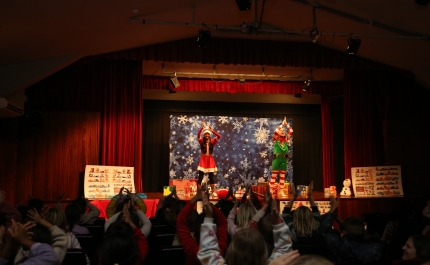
302 79 311 92
235 0 252 11
170 75 180 89
309 27 319 43
197 29 211 48
346 38 361 55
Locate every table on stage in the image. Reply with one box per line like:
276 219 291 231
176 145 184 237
90 199 159 219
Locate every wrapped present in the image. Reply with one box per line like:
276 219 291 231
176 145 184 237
169 179 198 197
163 186 175 196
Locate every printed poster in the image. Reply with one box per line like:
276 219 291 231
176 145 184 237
84 165 136 199
351 166 403 197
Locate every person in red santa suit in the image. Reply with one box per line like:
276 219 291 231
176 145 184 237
197 121 221 191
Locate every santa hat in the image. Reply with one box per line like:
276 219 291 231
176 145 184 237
202 127 212 135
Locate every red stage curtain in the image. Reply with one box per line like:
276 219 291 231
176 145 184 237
142 76 343 95
25 59 144 195
321 93 335 187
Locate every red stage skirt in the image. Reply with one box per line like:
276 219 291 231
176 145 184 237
197 155 217 173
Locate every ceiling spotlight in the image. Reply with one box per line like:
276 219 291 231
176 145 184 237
238 77 246 85
346 38 362 55
235 0 252 11
309 27 319 43
197 29 211 48
302 69 313 92
170 74 180 89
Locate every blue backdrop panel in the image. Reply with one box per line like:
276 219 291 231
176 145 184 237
169 115 293 189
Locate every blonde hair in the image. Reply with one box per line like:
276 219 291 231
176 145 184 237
225 228 267 265
236 202 256 229
44 207 67 231
292 206 319 237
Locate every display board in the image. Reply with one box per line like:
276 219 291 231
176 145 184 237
351 166 403 197
84 165 135 199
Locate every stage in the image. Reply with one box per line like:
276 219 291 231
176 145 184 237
84 192 425 221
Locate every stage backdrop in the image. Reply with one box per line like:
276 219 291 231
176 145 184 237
169 115 293 189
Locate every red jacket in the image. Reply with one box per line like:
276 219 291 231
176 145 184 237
176 202 228 265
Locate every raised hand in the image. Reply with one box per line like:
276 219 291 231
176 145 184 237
118 187 125 196
27 209 43 224
307 181 314 197
290 183 297 199
202 191 213 218
264 186 272 206
56 192 65 201
268 250 300 265
329 196 339 213
202 121 206 127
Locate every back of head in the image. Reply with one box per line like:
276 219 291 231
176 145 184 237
27 198 44 213
45 207 67 231
72 198 87 214
293 206 319 237
257 215 273 243
105 221 133 237
101 229 138 265
225 228 267 265
31 224 53 245
237 202 255 228
288 254 334 265
113 212 141 229
343 216 365 241
411 234 430 259
17 206 30 223
65 203 83 230
115 196 132 214
218 200 235 218
165 200 186 228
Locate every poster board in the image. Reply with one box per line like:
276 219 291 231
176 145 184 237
351 166 403 197
84 165 135 199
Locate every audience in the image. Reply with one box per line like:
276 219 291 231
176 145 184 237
177 187 227 265
391 234 430 264
198 187 296 265
321 196 385 264
72 197 101 225
282 182 323 244
65 203 90 235
164 199 186 245
99 202 148 265
0 219 59 265
227 186 256 238
106 187 147 219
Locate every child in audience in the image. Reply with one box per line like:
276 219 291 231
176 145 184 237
72 197 101 225
282 181 323 244
197 187 295 265
176 187 227 265
227 187 256 238
65 203 90 235
14 209 68 264
165 199 186 246
0 219 59 265
44 207 90 265
155 186 180 226
321 197 385 264
106 187 147 219
104 199 151 237
99 204 148 265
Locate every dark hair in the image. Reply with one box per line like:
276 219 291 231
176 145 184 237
115 196 133 214
257 215 273 243
165 200 186 228
72 198 87 214
30 224 52 245
343 217 365 241
27 198 44 213
201 138 214 154
17 206 30 224
65 203 82 232
410 234 430 259
191 212 206 243
217 200 235 218
106 220 133 236
101 225 138 265
114 211 141 229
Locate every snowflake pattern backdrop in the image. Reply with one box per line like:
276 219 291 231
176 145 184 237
169 115 293 189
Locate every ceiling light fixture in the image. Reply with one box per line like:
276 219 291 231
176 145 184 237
346 37 362 55
309 27 319 43
170 72 180 91
197 29 211 48
302 69 313 92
